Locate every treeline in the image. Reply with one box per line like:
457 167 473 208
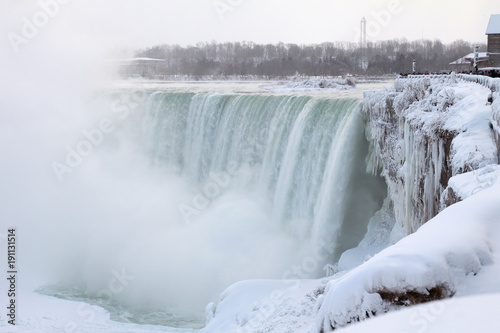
133 39 486 77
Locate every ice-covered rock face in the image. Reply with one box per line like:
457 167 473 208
313 75 500 332
361 75 497 238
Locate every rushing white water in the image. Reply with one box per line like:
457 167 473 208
37 89 387 329
142 92 387 270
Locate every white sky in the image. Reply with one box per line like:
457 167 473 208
1 0 499 54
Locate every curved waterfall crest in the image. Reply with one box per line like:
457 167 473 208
142 92 386 265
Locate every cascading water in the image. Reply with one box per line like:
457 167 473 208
142 92 387 271
40 89 387 329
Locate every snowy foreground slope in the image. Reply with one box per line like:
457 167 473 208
202 75 500 332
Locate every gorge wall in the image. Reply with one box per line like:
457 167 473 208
361 74 498 239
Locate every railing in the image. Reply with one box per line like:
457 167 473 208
456 74 500 92
406 74 450 79
399 73 500 92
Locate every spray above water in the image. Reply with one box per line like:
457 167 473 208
35 89 386 328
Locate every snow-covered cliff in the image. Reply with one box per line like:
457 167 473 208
362 74 497 237
315 75 500 331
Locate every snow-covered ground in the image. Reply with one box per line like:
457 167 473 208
341 292 500 333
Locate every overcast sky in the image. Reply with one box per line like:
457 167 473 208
2 0 499 55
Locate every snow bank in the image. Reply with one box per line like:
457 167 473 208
340 292 500 333
202 279 322 333
442 164 500 205
315 182 496 330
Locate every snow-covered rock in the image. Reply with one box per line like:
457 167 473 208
339 292 500 333
315 184 494 331
362 75 497 236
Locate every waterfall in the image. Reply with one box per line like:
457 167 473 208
141 92 386 269
38 90 388 328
